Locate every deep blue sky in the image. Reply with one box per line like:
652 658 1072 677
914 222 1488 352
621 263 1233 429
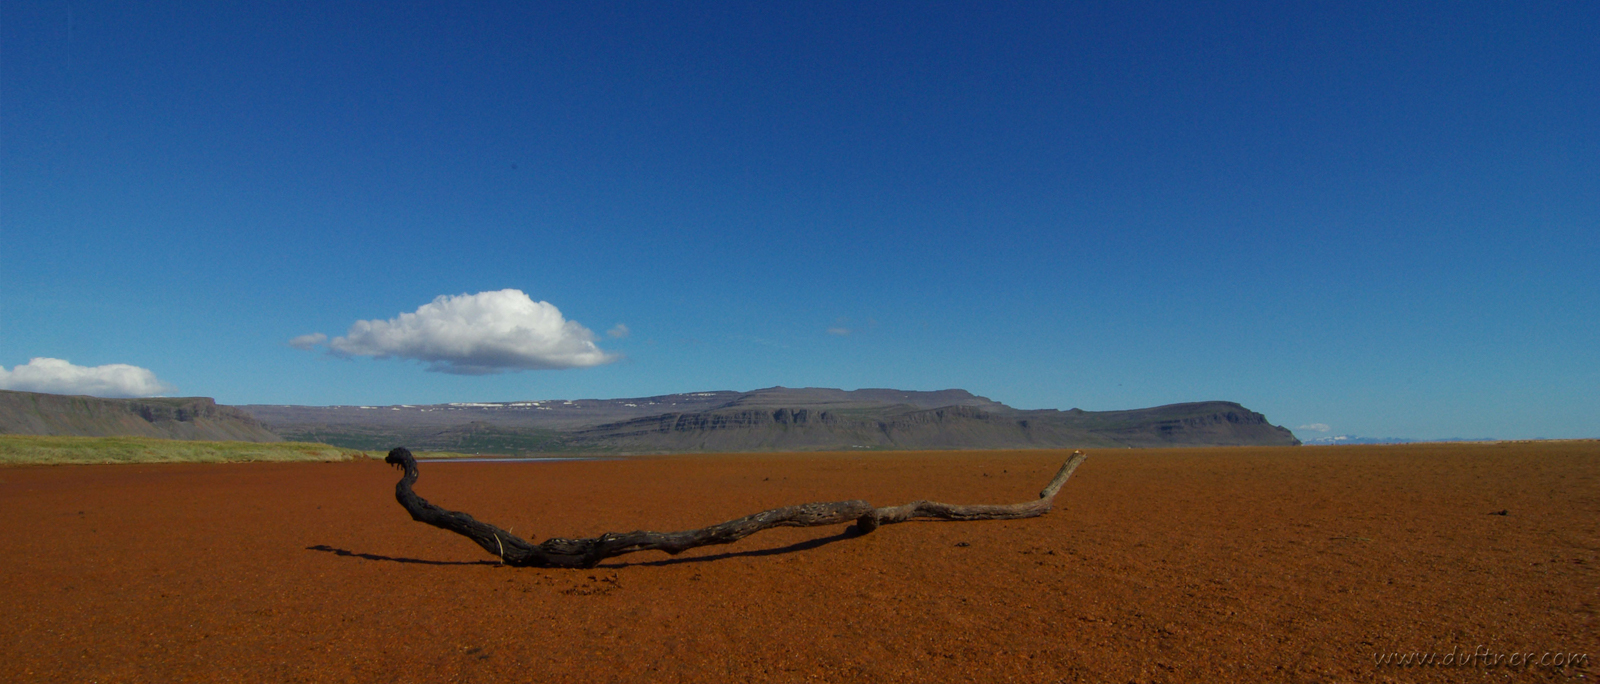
3 1 1596 440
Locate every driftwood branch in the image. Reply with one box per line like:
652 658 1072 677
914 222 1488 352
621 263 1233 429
383 447 1087 569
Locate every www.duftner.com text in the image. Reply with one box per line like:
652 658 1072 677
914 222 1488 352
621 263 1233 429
1375 645 1588 669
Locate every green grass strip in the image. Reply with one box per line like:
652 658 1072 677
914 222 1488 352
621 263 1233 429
0 434 376 465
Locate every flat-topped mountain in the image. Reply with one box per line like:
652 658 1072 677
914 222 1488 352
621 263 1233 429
243 387 1299 453
0 390 283 442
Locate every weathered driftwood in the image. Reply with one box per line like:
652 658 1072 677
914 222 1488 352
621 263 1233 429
384 447 1087 568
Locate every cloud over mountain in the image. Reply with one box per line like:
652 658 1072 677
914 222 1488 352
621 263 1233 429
0 358 175 398
324 290 616 375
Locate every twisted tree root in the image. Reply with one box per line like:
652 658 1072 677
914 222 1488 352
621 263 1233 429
384 447 1087 568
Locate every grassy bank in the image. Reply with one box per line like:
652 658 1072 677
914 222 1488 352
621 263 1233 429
0 435 499 466
0 435 375 465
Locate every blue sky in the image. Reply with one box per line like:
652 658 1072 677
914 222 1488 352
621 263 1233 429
3 1 1595 440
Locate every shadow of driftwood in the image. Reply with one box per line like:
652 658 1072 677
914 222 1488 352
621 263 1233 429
309 526 866 569
596 526 866 568
306 544 501 566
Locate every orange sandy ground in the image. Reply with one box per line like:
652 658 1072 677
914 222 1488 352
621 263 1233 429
1 442 1595 683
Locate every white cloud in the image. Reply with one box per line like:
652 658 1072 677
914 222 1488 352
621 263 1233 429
327 289 617 375
1297 423 1332 432
0 358 175 398
827 316 854 336
733 334 789 349
288 333 328 350
607 323 630 339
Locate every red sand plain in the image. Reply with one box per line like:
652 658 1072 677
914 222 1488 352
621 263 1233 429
1 442 1595 683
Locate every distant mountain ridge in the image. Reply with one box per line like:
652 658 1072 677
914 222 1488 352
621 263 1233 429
244 386 1300 453
1 387 1301 452
0 390 283 442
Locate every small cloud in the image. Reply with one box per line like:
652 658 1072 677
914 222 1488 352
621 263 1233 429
828 316 856 336
0 357 175 398
607 324 630 339
1297 423 1332 432
327 289 616 375
734 334 789 349
288 333 328 350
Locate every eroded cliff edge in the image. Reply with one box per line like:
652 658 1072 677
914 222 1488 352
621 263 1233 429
0 390 284 442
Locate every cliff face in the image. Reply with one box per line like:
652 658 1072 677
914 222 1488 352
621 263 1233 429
1039 402 1301 448
0 390 284 442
